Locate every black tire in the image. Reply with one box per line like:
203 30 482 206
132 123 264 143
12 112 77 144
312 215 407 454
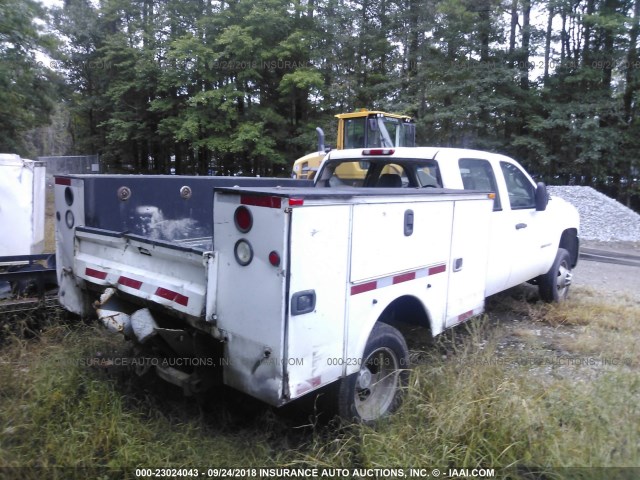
538 248 572 303
337 322 409 423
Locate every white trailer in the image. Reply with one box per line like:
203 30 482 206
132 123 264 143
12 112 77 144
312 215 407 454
0 154 55 301
0 154 46 257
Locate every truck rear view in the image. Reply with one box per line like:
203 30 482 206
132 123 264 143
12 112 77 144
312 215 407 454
55 174 494 422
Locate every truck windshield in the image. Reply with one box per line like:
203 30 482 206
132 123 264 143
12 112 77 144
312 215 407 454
343 116 416 149
378 118 416 147
317 159 441 188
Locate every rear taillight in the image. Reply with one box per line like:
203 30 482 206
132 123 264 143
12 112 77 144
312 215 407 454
234 206 253 233
362 148 395 156
268 251 281 267
240 195 282 208
234 239 254 266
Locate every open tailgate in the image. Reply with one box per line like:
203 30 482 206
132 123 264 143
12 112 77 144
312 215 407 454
74 226 208 319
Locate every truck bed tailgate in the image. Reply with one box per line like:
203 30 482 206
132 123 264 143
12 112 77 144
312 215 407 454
74 226 207 319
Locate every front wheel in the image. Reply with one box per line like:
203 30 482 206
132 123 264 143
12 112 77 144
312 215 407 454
538 248 572 302
337 323 409 423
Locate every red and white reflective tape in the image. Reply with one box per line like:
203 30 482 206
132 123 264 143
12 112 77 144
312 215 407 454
155 287 189 307
118 275 142 290
85 267 107 280
350 263 447 296
455 307 483 324
83 267 189 307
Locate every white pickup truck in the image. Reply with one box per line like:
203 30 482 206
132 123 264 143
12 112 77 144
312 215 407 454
54 147 579 422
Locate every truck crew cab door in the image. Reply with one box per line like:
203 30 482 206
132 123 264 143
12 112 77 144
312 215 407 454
498 161 554 287
455 155 553 296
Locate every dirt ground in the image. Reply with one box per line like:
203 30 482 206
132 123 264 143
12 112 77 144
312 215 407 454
469 240 640 385
573 241 640 301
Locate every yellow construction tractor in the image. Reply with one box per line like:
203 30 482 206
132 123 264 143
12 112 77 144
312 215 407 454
291 110 416 179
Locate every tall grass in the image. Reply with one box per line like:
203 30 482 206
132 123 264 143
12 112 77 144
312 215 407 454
0 321 298 473
1 288 639 478
302 326 640 471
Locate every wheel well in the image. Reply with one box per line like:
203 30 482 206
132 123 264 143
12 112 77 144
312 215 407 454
559 228 579 268
377 295 432 336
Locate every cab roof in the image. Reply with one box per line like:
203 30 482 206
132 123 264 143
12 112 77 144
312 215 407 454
335 110 413 122
324 146 515 163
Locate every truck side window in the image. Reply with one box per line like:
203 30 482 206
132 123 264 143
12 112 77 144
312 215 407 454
499 161 536 209
458 158 502 211
416 164 441 187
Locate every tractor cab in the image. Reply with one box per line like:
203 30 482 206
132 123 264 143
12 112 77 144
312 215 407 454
292 110 415 179
339 111 415 150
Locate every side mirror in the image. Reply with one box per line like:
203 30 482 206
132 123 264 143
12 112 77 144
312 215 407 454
535 182 549 211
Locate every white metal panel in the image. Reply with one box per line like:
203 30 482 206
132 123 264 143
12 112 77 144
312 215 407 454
213 192 289 405
74 229 207 319
0 155 45 256
445 198 493 328
31 161 46 253
345 264 451 377
345 199 457 376
55 177 90 316
350 200 453 282
286 204 351 399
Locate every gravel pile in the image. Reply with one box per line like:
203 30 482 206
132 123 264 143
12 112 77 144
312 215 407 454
548 186 640 242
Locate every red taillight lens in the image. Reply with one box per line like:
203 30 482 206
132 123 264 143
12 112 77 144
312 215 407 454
362 148 395 156
269 251 281 267
234 206 253 233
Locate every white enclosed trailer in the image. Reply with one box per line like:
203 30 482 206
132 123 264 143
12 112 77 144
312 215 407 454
0 154 46 257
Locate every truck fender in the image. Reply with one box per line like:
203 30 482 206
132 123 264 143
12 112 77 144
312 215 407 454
559 228 580 268
348 295 433 377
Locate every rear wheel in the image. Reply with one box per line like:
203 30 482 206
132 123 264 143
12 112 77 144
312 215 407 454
337 323 409 423
538 248 572 302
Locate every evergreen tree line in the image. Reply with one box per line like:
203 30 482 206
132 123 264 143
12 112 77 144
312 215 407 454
2 0 639 207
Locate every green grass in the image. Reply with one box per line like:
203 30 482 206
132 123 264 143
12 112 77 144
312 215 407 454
1 290 639 478
0 321 300 469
